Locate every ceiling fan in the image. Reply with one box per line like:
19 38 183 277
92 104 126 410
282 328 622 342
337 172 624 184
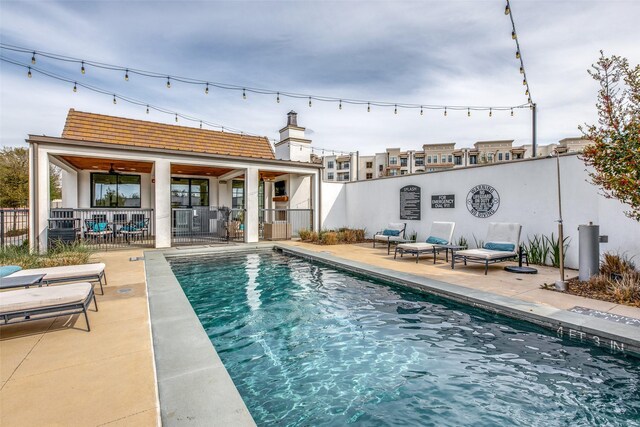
108 163 121 175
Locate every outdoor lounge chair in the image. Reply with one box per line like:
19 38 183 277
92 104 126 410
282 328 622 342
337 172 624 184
452 222 522 275
6 263 107 294
373 222 407 254
394 221 456 263
0 282 97 331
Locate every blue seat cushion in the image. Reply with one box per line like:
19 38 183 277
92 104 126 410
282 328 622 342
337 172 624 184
426 236 448 245
0 265 22 277
382 229 401 237
484 242 516 252
92 222 109 232
121 225 139 232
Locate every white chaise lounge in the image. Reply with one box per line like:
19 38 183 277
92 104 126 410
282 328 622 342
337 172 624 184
373 223 407 254
0 282 98 331
6 263 107 294
394 221 456 263
452 222 522 275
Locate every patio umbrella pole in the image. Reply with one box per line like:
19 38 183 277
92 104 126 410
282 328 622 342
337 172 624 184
555 150 566 291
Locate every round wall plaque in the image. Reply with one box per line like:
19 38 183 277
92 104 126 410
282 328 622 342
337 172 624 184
466 184 500 218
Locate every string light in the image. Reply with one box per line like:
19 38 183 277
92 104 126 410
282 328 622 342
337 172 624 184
308 97 312 107
525 89 529 96
125 69 129 81
515 50 520 59
367 102 370 112
511 31 517 40
113 94 116 104
523 78 527 86
520 66 524 74
420 106 423 116
146 105 149 114
276 92 280 103
511 108 514 117
27 67 31 78
505 0 533 105
467 108 471 117
175 113 178 122
504 1 510 15
394 104 397 114
205 83 209 94
339 100 342 110
31 51 35 64
81 61 85 74
489 108 492 117
166 77 171 88
243 88 246 99
199 121 202 129
73 82 77 92
444 107 447 117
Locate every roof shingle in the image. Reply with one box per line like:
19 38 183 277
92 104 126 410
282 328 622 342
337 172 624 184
61 109 275 160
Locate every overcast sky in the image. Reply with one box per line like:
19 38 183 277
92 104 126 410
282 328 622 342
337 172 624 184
1 0 638 154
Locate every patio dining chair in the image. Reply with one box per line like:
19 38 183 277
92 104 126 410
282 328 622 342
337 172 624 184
84 219 113 246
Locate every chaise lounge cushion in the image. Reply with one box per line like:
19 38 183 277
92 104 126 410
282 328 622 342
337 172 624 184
396 242 434 250
0 282 93 313
454 248 517 260
0 265 22 278
7 263 105 282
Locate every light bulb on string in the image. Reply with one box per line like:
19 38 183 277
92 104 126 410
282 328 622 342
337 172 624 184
27 67 32 78
520 66 524 74
175 114 178 123
81 61 85 74
523 78 527 85
309 97 312 107
512 31 517 40
420 106 423 116
504 2 510 15
73 82 77 92
205 83 209 94
31 52 36 64
113 95 117 105
525 89 529 96
200 121 203 129
276 92 280 103
125 69 129 81
394 105 397 114
516 50 520 59
467 108 471 117
146 105 149 114
489 108 492 117
243 89 246 99
444 107 447 117
166 77 171 88
339 100 342 110
511 108 514 117
367 103 370 112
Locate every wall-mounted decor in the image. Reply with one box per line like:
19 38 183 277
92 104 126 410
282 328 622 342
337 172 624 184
431 194 455 209
400 185 421 220
466 184 500 218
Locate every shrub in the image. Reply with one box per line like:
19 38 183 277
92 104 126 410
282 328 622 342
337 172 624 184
545 233 570 268
457 236 468 250
354 229 365 242
341 229 357 244
309 231 319 242
600 252 635 277
298 229 312 241
607 271 640 304
0 241 92 269
320 231 338 245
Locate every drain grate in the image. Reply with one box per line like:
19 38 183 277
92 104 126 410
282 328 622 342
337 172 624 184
129 256 145 262
117 288 133 294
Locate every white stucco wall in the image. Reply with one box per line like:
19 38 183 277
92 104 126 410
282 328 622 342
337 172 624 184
321 155 640 269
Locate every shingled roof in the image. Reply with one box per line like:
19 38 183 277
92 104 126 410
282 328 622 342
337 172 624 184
61 109 275 160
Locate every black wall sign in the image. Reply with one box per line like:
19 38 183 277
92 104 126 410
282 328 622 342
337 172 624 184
431 194 455 209
466 184 500 218
400 185 421 220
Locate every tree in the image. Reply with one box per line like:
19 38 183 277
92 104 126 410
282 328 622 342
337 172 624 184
0 147 62 207
580 52 640 221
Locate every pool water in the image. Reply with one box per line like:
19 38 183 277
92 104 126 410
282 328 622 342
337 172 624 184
169 251 640 426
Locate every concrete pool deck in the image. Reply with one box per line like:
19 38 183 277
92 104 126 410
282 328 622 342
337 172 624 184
2 241 639 425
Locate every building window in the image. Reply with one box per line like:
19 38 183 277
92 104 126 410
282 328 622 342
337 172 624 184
171 177 209 208
487 153 493 162
389 170 398 176
448 155 453 163
498 153 503 161
400 170 407 175
327 161 334 169
327 172 334 180
366 173 373 179
441 155 446 163
389 157 398 165
340 173 350 181
470 155 478 165
433 156 438 164
454 156 462 166
342 162 350 169
415 157 424 166
379 164 384 172
232 180 244 209
400 158 407 167
427 156 432 164
505 152 510 160
366 161 373 168
91 173 141 208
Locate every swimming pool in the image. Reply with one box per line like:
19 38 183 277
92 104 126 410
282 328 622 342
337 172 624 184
169 251 640 426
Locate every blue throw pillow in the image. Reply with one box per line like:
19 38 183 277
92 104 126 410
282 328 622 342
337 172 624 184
121 225 138 232
137 221 146 228
92 222 108 232
0 265 22 278
484 242 515 252
382 229 401 237
426 236 448 245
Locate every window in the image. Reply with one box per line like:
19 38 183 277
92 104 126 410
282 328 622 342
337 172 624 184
454 156 462 166
327 161 334 169
341 162 350 170
171 177 209 208
232 180 244 209
340 173 350 181
91 173 141 208
389 170 398 176
498 153 503 161
505 152 510 160
400 158 407 167
366 173 373 179
400 170 407 175
415 157 424 166
487 153 493 162
389 157 398 165
366 161 373 168
274 180 286 196
433 156 438 164
448 155 453 163
441 155 446 163
427 156 432 164
379 164 383 172
470 155 478 165
327 172 334 180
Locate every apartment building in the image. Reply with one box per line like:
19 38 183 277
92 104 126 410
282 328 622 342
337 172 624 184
321 137 591 182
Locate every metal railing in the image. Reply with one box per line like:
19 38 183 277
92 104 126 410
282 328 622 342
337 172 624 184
259 209 313 240
49 208 155 249
171 206 244 246
1 208 29 248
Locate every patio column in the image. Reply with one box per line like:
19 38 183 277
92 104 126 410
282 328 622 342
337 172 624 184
154 159 171 248
244 167 259 243
29 145 51 253
312 172 320 232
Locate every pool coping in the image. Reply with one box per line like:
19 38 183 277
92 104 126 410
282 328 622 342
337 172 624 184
144 244 274 427
274 244 640 358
